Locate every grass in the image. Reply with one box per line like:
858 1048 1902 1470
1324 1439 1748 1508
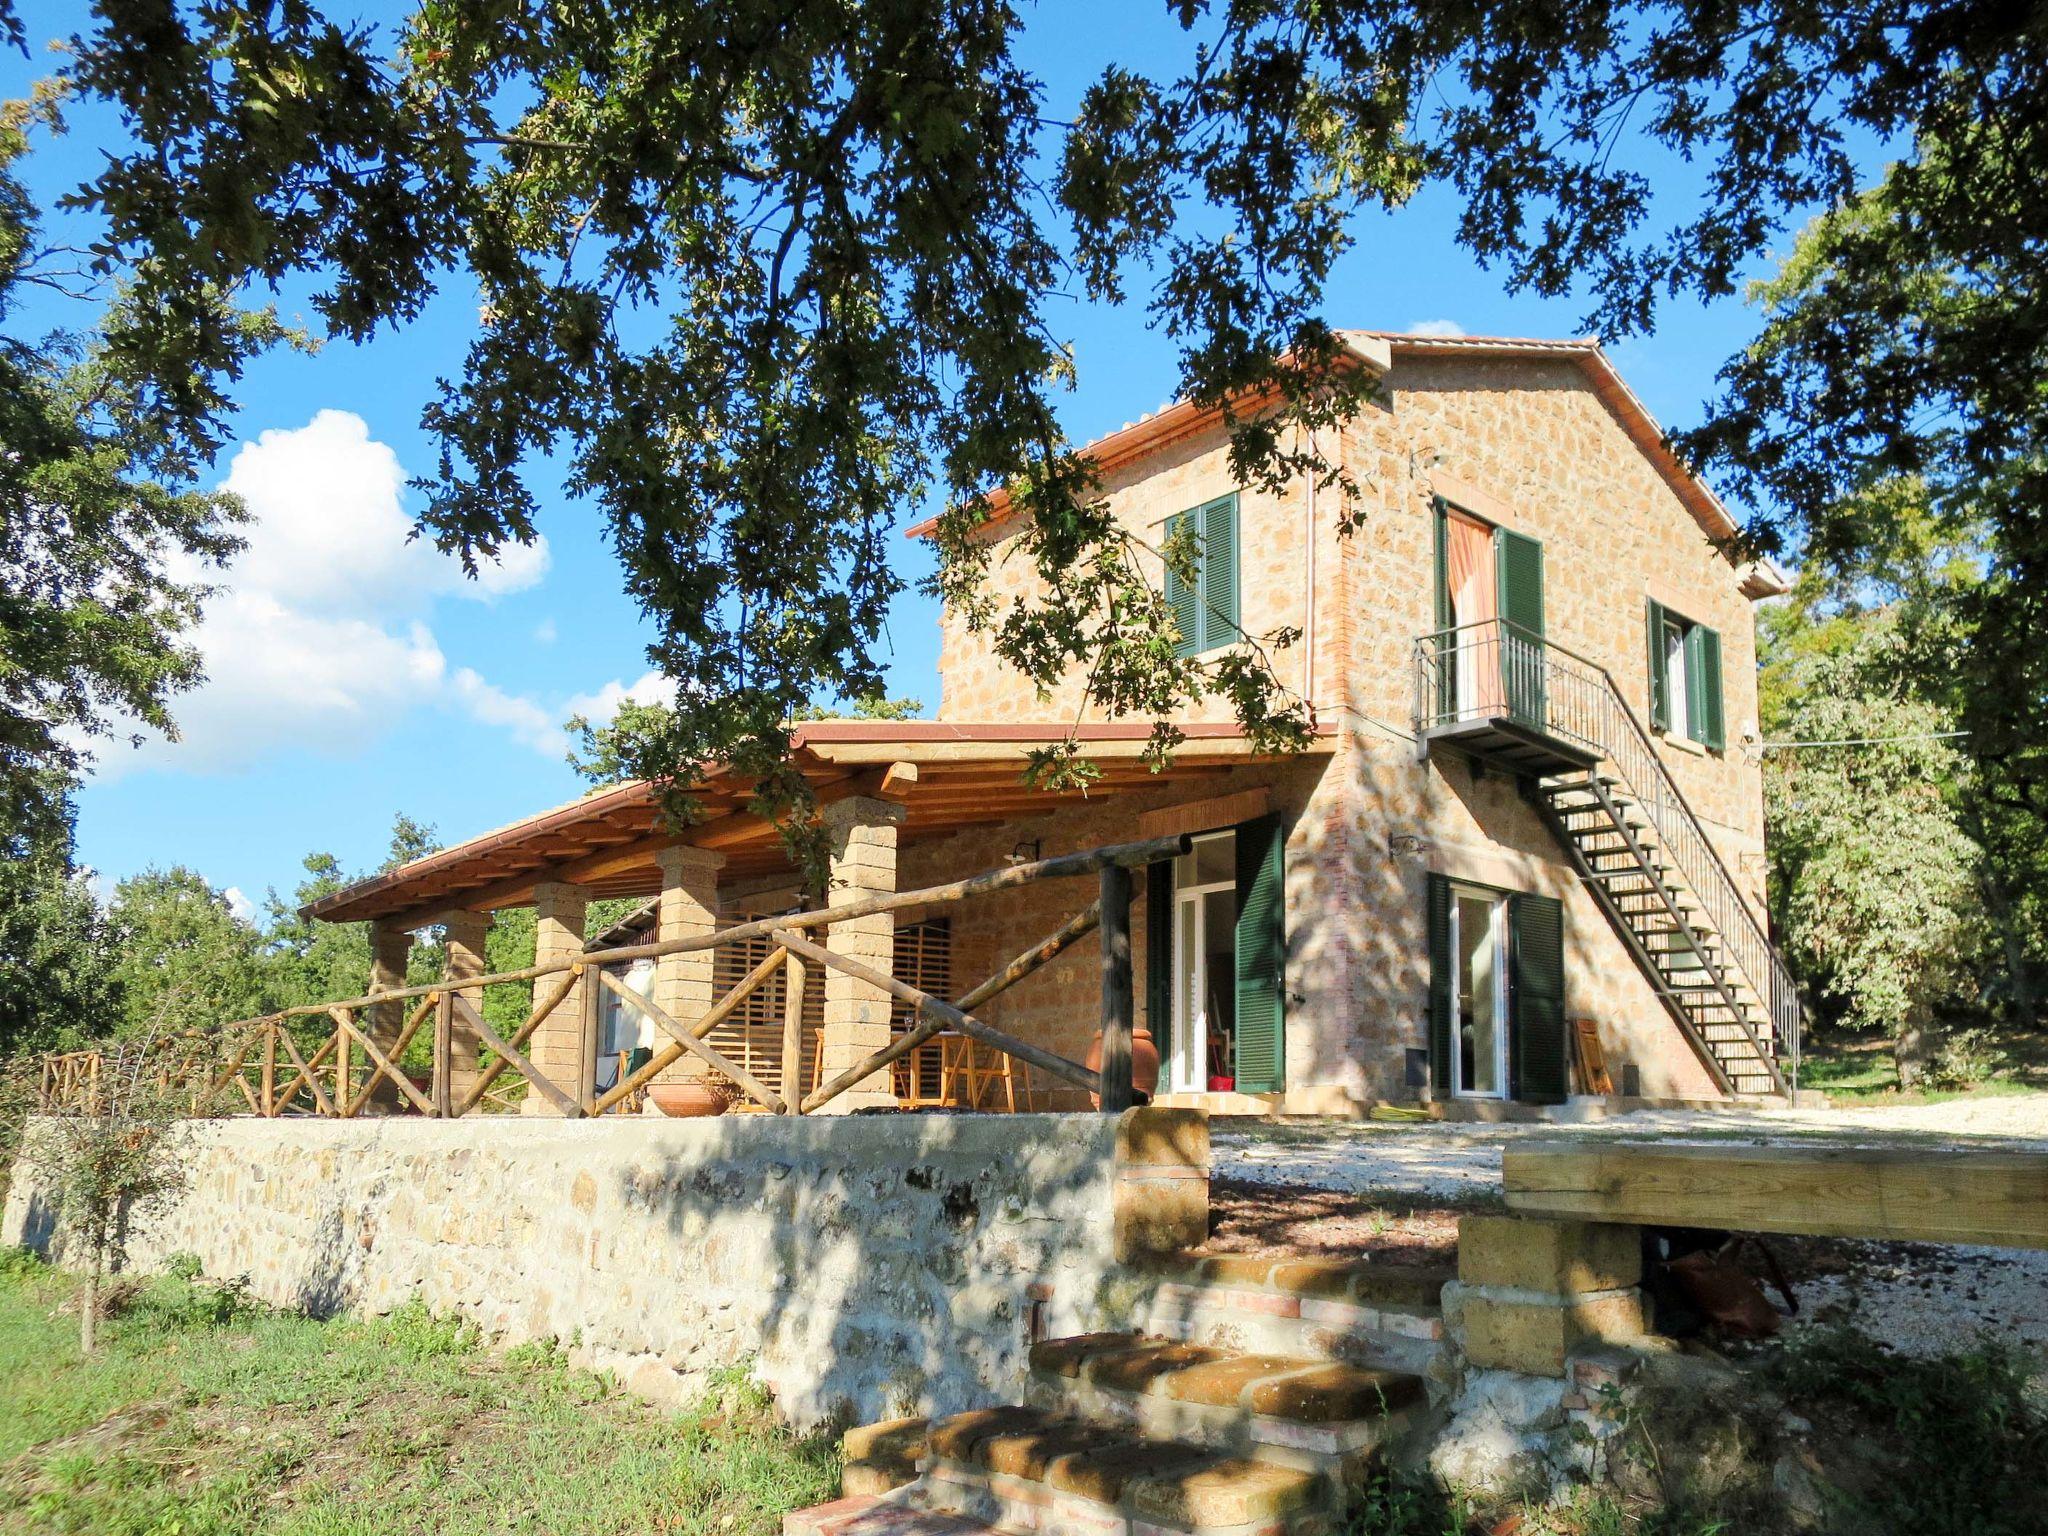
0 1249 839 1535
1796 1029 2046 1106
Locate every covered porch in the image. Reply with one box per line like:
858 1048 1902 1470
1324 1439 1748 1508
274 722 1324 1119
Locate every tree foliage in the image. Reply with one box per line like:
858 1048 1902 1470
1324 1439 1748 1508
1761 603 1982 1047
10 0 2038 835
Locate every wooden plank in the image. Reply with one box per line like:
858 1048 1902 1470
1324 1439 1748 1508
458 968 581 1113
588 945 788 1116
1503 1140 2048 1251
450 994 582 1117
801 900 1102 1114
331 1009 437 1117
774 928 1099 1098
596 969 786 1114
272 1029 336 1117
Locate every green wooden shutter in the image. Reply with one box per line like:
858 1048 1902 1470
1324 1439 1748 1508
1431 500 1451 630
1496 528 1545 638
1232 815 1286 1093
1145 860 1173 1058
1165 510 1198 658
1431 501 1453 718
1425 873 1452 1096
1645 598 1672 732
1496 529 1546 727
1509 892 1568 1105
1201 493 1239 649
1687 624 1726 751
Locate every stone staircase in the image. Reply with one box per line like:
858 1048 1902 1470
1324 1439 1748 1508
785 1253 1454 1536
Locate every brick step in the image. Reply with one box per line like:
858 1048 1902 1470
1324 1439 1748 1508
785 1492 992 1536
1125 1253 1449 1371
917 1404 1339 1536
1025 1333 1425 1468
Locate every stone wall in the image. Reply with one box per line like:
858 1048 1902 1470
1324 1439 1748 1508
2 1108 1208 1429
931 353 1770 902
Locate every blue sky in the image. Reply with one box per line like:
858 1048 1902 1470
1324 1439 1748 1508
5 2 1879 916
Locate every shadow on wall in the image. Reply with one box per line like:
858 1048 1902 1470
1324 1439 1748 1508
1 1111 1178 1431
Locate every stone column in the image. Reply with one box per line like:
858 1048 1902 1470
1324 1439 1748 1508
527 882 589 1115
440 911 491 1106
815 796 906 1113
356 919 415 1112
366 919 413 1048
651 845 725 1085
1449 1215 1646 1376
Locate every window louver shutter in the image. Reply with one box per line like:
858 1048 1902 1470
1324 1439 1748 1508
1145 860 1172 1058
1645 598 1671 732
1496 528 1546 728
1510 892 1568 1105
1426 873 1452 1095
1165 510 1199 658
1202 493 1239 646
1690 624 1726 751
1232 815 1286 1093
1496 528 1545 639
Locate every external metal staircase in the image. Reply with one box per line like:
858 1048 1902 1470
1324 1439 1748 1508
1415 619 1800 1100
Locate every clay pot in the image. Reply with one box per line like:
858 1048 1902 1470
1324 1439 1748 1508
1084 1026 1161 1108
647 1082 734 1118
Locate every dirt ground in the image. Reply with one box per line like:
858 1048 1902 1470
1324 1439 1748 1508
1201 1177 1465 1265
1209 1098 2048 1363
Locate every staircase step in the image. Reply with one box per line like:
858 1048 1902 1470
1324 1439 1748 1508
845 1417 933 1497
785 1492 990 1536
1127 1254 1448 1370
918 1403 1337 1536
1026 1333 1424 1462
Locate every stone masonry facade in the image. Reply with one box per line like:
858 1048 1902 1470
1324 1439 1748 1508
3 1109 1209 1429
924 351 1766 1107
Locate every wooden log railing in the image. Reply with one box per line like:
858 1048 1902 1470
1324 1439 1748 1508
34 833 1187 1122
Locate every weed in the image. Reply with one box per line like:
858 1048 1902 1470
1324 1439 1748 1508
1769 1326 2048 1535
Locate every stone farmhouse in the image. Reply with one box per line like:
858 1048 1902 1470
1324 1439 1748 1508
303 328 1799 1117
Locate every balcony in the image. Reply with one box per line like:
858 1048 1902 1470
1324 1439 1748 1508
1412 619 1604 776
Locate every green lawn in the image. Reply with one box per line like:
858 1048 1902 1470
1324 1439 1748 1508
0 1250 838 1536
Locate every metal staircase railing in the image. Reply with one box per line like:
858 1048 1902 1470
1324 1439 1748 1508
1414 619 1801 1092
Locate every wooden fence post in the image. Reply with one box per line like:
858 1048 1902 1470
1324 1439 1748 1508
781 953 808 1113
1098 863 1135 1113
433 990 455 1117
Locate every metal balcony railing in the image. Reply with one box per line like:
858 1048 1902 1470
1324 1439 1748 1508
1413 618 1802 1087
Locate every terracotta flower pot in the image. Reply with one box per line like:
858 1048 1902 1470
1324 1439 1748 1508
647 1082 734 1118
1084 1026 1161 1108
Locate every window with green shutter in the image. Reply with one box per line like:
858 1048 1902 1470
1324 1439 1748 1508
1145 860 1172 1060
1232 814 1286 1093
1165 492 1240 657
1425 872 1453 1094
1427 876 1567 1104
1644 598 1725 751
1508 893 1568 1104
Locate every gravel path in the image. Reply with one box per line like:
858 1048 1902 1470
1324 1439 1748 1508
1214 1096 2048 1363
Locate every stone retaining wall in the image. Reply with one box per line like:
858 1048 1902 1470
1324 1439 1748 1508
2 1108 1207 1428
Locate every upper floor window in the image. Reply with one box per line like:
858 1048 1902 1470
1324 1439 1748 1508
1164 493 1239 657
1645 598 1725 751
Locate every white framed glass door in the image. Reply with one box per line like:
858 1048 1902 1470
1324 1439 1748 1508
1451 886 1510 1098
1167 831 1237 1094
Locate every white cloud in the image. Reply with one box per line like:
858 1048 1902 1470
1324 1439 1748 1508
564 670 679 727
89 411 548 780
223 886 258 923
1406 319 1467 338
450 667 568 758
